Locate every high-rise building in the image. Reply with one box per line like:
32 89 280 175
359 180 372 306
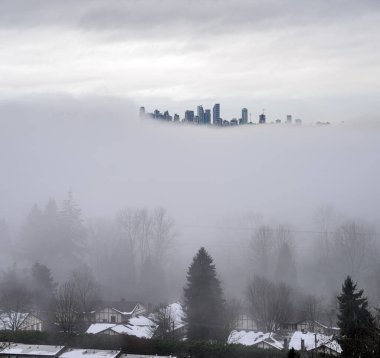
259 113 266 124
286 115 292 124
174 114 180 121
154 109 161 119
139 106 146 118
185 110 194 122
197 105 204 124
241 108 248 124
213 103 220 125
164 110 171 120
204 109 211 124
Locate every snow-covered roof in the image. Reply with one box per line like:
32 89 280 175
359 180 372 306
128 316 157 328
314 321 340 331
86 324 115 335
86 316 157 339
227 330 283 350
60 349 121 358
165 303 185 330
0 343 65 356
289 331 342 353
111 324 154 338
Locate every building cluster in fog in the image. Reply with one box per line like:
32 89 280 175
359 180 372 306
139 105 302 126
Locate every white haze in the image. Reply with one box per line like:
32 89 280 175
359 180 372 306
1 95 379 291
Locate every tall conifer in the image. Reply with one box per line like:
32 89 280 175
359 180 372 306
184 247 225 341
337 276 379 357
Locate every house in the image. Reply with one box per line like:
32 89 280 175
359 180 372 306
234 314 257 331
227 330 284 350
86 316 157 339
288 331 342 356
0 343 65 358
0 312 43 331
92 301 146 324
59 349 121 358
280 320 340 336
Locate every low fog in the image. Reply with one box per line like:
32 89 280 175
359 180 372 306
0 94 380 321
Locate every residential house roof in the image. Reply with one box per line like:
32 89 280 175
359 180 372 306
60 349 121 358
288 331 342 353
98 301 142 315
227 330 283 350
86 316 157 339
0 343 65 356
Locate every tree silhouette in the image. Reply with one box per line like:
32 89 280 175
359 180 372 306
183 247 225 341
337 276 379 357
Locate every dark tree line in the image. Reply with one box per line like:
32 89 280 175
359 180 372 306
337 276 380 357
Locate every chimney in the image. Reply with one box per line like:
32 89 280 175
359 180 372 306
301 338 305 351
284 338 289 350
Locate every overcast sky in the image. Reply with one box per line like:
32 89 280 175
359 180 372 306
1 0 380 121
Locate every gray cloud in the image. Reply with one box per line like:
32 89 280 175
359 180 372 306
0 1 379 121
1 0 379 35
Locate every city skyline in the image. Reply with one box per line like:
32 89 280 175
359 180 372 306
139 104 303 126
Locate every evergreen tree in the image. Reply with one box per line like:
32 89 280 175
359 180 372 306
183 247 225 341
337 276 380 357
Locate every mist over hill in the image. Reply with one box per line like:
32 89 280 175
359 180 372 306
0 94 379 307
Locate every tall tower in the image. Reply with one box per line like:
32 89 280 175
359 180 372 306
241 108 248 124
139 106 146 118
286 115 292 124
213 103 220 125
204 109 211 124
197 105 204 124
259 110 266 124
185 110 194 122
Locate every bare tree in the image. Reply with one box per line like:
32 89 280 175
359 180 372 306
151 207 176 264
300 294 325 328
314 206 336 266
0 268 31 331
334 220 375 279
223 298 242 333
247 275 292 332
250 225 274 278
55 281 78 334
116 207 176 301
70 265 100 330
0 288 31 330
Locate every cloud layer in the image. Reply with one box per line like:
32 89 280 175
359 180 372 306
1 1 380 121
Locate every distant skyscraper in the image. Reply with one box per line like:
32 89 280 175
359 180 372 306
197 105 204 124
241 108 248 124
259 113 266 124
213 103 220 125
174 114 180 121
204 109 211 124
287 115 292 124
185 110 194 122
164 110 170 120
139 106 146 118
